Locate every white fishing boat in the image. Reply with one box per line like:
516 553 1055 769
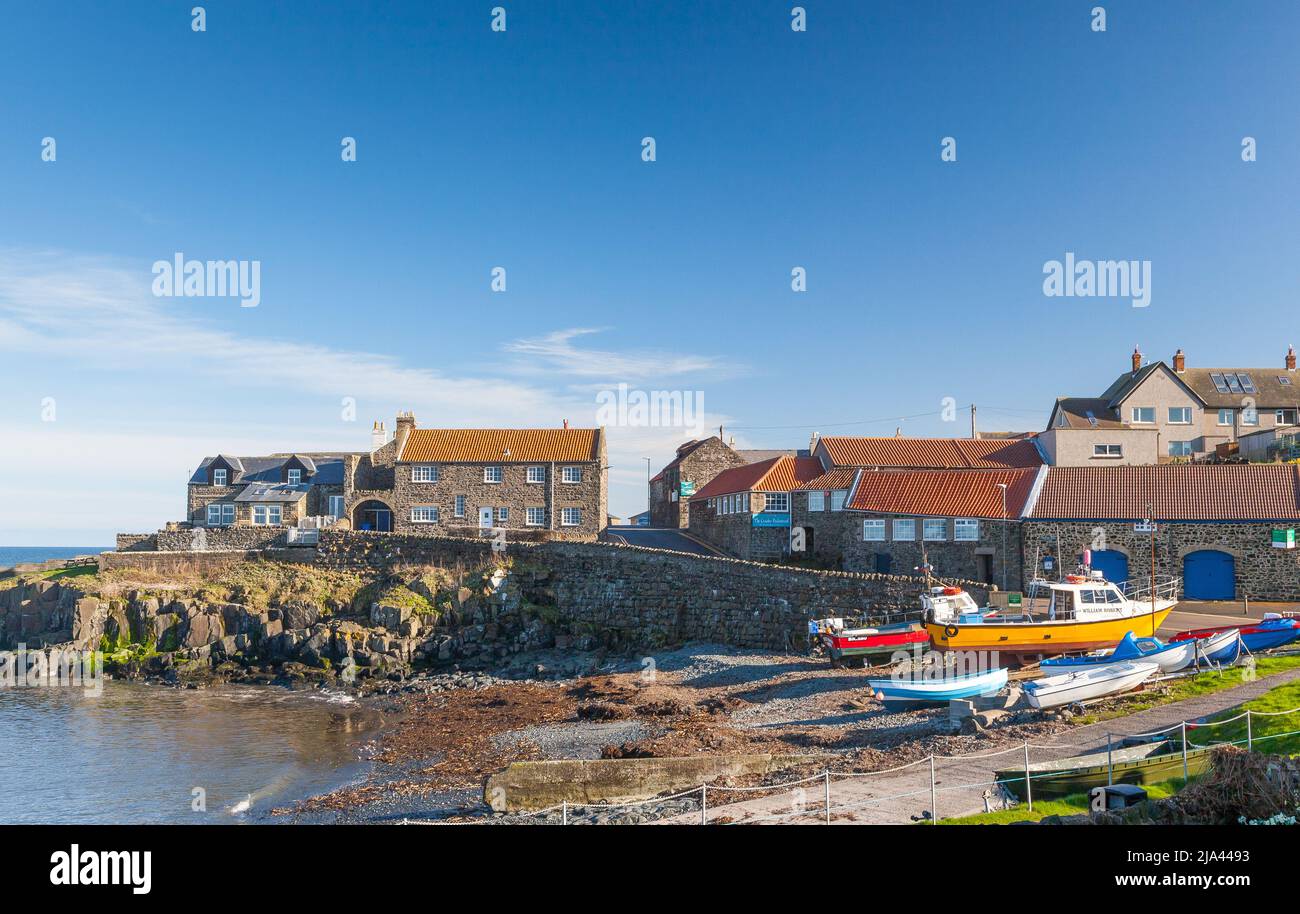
1024 660 1160 710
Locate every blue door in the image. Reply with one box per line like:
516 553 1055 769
1090 549 1129 585
1184 550 1235 600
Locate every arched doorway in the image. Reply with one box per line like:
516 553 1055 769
1184 550 1235 600
352 500 393 533
1090 550 1129 586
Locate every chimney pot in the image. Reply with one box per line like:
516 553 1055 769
1131 345 1142 372
1288 345 1296 372
1173 348 1186 373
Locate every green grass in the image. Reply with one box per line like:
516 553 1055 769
1188 677 1300 756
1072 656 1300 725
938 777 1187 825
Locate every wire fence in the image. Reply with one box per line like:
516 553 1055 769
399 704 1300 826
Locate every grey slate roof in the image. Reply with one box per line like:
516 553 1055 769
233 484 310 503
189 454 348 486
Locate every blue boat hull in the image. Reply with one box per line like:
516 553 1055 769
867 668 1009 706
1241 629 1300 652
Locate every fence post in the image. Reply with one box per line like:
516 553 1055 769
562 800 568 826
1181 721 1189 781
1023 741 1033 812
1106 732 1114 786
824 769 831 825
700 784 707 825
1246 710 1253 751
929 755 937 825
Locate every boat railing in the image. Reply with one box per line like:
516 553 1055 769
1122 576 1182 603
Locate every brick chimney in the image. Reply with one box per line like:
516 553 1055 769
1288 345 1296 372
1173 348 1186 373
1131 346 1142 372
394 411 416 456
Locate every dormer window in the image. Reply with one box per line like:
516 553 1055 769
287 469 302 485
213 468 228 486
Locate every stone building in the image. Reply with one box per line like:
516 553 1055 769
686 455 824 559
648 436 804 528
1024 463 1300 600
188 453 350 529
343 414 608 541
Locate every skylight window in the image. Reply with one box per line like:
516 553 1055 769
1280 376 1293 386
1225 374 1244 394
1210 373 1230 393
1238 373 1256 393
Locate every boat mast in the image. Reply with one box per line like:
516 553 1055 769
1147 498 1156 638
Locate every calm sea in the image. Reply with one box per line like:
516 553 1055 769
0 546 109 569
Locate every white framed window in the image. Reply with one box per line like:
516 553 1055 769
213 468 228 486
1093 443 1122 457
741 492 750 512
410 506 439 523
862 519 885 541
763 492 789 513
1168 440 1193 456
830 490 847 511
328 495 344 519
526 507 545 526
954 518 980 541
561 466 582 484
1130 406 1155 424
287 468 303 485
484 466 503 483
707 498 715 509
807 491 825 512
253 504 282 526
411 465 439 483
923 518 947 541
1218 408 1234 426
526 465 546 484
454 495 466 517
206 504 235 526
893 518 915 541
1168 407 1192 425
561 507 581 526
497 507 509 523
1278 409 1299 426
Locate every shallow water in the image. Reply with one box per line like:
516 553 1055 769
0 679 387 823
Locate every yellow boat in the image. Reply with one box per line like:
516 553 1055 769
924 574 1179 659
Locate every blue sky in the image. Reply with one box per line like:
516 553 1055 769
2 1 1300 543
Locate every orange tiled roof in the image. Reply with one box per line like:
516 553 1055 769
399 428 600 463
818 436 1042 469
1031 465 1300 521
689 456 823 501
793 467 858 492
847 468 1039 519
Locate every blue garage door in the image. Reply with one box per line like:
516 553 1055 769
1090 550 1129 585
1184 550 1235 600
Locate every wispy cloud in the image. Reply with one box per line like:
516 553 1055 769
503 328 739 381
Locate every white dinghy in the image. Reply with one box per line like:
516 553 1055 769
1024 660 1160 710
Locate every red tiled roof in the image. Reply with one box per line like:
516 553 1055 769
817 437 1042 469
1030 465 1300 521
399 428 600 463
847 469 1039 519
689 456 823 501
793 467 858 492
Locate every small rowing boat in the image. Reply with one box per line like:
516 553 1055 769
1041 631 1198 674
1171 614 1300 654
867 666 1008 708
995 739 1213 800
1024 660 1159 710
1191 628 1243 665
813 618 928 667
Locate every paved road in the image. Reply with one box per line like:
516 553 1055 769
659 664 1300 826
608 527 724 556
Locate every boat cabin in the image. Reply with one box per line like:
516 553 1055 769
1044 576 1132 622
922 587 983 625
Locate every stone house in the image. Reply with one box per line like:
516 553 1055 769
1043 346 1300 464
188 453 350 529
686 455 824 559
1024 463 1300 601
791 467 1039 587
343 413 608 541
648 435 803 528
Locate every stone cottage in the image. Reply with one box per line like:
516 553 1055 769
648 435 804 528
188 453 350 530
686 455 824 559
343 413 608 541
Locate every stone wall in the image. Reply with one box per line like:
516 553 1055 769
688 503 790 560
315 529 989 651
155 526 287 552
1023 520 1300 600
97 549 268 577
115 533 157 551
